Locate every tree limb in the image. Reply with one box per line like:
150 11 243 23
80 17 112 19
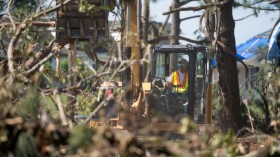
84 50 107 66
235 13 255 21
7 0 72 76
201 9 249 82
33 0 72 19
147 35 207 45
82 95 114 126
54 91 69 127
234 2 280 11
6 0 16 31
162 0 230 15
7 19 27 74
25 52 54 76
180 15 201 22
177 1 189 7
159 14 170 36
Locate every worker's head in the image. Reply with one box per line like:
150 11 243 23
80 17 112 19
178 58 188 72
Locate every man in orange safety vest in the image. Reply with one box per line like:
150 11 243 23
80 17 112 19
166 58 189 93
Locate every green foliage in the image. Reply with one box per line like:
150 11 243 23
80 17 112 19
239 63 280 132
61 58 68 73
40 62 62 89
211 83 222 122
0 1 4 11
76 94 97 116
76 58 92 79
244 100 267 129
79 0 111 16
13 0 38 9
68 125 95 153
22 86 40 118
202 130 241 157
270 140 280 156
8 0 39 20
180 117 198 133
40 94 68 117
99 5 111 11
268 67 280 132
15 132 38 157
1 0 280 156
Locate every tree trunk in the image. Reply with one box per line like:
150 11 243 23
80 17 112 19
169 0 180 73
216 0 243 133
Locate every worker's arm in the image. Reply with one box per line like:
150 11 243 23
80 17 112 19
165 74 173 89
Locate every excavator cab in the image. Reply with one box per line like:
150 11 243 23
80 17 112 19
143 44 209 123
87 44 209 129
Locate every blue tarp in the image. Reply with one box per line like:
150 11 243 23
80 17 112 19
211 58 216 68
211 30 270 66
236 31 269 60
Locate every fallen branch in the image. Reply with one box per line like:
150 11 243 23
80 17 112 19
7 19 27 74
6 0 72 75
159 11 170 37
40 71 112 95
25 52 54 76
25 39 56 68
82 95 114 126
54 91 69 127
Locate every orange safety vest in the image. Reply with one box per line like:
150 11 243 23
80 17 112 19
171 71 188 93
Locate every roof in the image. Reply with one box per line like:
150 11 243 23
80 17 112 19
236 30 270 60
211 30 270 68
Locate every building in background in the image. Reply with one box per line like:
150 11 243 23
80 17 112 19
212 30 271 91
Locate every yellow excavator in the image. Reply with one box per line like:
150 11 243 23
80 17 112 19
54 0 213 131
100 1 214 132
112 44 212 132
90 45 212 133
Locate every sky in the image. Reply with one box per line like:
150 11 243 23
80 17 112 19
42 0 279 46
31 0 279 47
149 0 279 45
